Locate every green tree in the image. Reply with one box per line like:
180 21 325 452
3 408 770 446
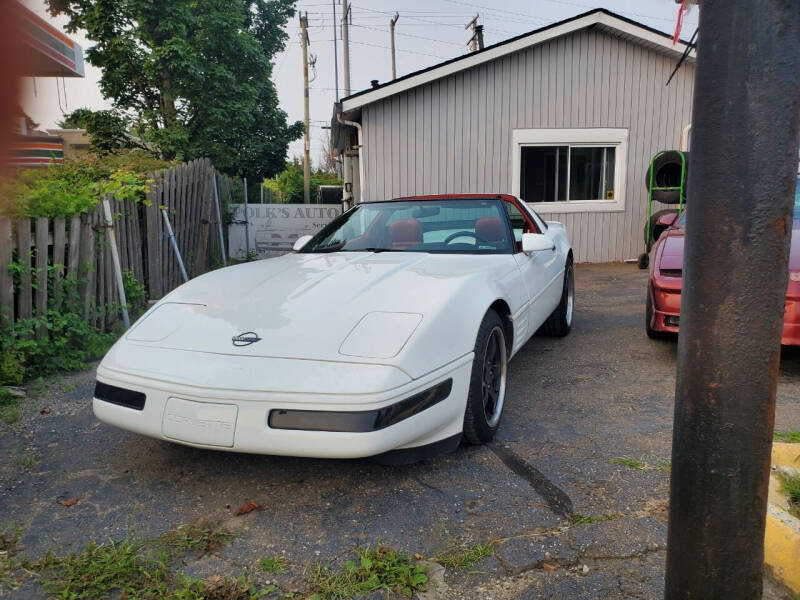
60 108 145 154
48 0 303 182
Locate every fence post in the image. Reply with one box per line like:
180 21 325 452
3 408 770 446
103 197 130 329
0 219 13 323
213 171 227 266
161 207 189 284
16 219 32 320
34 217 48 338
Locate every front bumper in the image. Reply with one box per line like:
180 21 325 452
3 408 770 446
93 355 472 458
650 284 800 347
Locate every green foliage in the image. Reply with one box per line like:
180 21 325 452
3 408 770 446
123 269 148 317
0 275 118 385
48 0 303 183
776 470 800 518
156 521 236 556
610 457 647 470
434 543 494 571
262 161 342 203
0 151 170 218
258 555 287 574
571 513 619 525
0 388 21 425
0 523 23 589
309 545 428 599
60 108 146 155
775 430 800 443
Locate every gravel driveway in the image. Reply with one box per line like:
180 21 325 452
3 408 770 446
1 263 798 599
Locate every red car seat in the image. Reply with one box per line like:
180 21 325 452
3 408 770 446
475 217 506 244
389 219 423 249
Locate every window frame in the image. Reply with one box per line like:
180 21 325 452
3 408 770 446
511 128 628 214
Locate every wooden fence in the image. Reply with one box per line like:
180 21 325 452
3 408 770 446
0 158 230 331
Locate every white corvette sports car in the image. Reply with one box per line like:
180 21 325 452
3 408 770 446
94 194 573 463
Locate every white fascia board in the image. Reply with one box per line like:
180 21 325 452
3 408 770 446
341 12 694 113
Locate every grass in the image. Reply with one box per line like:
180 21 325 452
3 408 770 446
0 388 21 426
258 555 288 574
14 450 38 471
774 430 800 443
7 521 255 599
572 513 619 525
776 471 800 519
434 543 494 571
610 457 646 470
610 457 671 472
308 545 427 599
157 520 236 555
0 523 23 588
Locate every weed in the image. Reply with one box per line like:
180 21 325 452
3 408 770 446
776 471 800 519
157 520 236 556
655 459 672 472
15 450 38 470
571 513 619 525
39 537 170 599
0 388 21 425
610 457 646 470
258 555 288 574
434 542 494 571
308 545 427 599
774 430 800 443
0 523 23 588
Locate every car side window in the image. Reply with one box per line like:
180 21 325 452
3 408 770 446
502 200 538 250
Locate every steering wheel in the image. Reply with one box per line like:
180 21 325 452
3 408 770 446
443 230 492 245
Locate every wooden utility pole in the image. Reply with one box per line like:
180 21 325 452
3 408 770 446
300 13 311 204
465 14 479 52
341 0 351 96
390 12 399 80
664 1 800 598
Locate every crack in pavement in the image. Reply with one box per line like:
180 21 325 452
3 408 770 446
488 442 574 519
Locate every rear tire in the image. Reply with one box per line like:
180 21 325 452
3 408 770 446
540 260 574 337
637 253 649 270
463 310 508 445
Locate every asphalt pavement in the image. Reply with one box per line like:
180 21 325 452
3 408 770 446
1 263 798 599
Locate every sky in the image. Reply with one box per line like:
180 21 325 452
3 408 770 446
21 0 697 170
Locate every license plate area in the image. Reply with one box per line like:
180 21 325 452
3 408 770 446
162 398 237 447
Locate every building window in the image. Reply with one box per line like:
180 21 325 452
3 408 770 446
512 129 628 213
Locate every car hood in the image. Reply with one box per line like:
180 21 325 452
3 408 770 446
116 251 516 372
790 223 800 271
657 230 685 272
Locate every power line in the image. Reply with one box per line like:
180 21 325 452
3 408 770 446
351 23 464 47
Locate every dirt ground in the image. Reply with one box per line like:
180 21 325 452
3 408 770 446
1 263 798 599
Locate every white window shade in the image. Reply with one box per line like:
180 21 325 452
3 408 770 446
512 128 628 213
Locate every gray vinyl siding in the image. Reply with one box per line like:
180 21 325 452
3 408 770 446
359 28 695 262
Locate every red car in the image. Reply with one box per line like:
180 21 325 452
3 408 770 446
646 179 800 344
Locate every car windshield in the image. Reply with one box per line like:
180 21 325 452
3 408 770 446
794 175 800 222
300 199 514 254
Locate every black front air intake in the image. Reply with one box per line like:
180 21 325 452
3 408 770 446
94 381 146 411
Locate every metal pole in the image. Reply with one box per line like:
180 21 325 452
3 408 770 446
332 0 339 102
665 2 800 598
390 13 399 80
101 197 130 329
212 172 227 266
160 207 189 283
243 177 250 259
300 13 311 204
341 0 351 96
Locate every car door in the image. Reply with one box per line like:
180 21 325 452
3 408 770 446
502 198 563 333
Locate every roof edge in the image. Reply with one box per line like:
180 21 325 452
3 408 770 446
341 8 694 113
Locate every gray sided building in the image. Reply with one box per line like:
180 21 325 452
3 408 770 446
333 9 696 263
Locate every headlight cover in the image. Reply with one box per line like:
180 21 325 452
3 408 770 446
338 311 423 359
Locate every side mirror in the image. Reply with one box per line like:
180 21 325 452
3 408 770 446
521 233 555 254
655 212 678 227
293 235 313 251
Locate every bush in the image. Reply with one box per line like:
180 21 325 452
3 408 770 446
0 151 174 219
261 161 341 204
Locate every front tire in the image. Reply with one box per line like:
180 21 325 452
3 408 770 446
463 310 508 445
540 260 574 337
645 287 668 340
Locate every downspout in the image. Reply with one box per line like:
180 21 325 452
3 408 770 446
681 124 692 152
336 113 365 205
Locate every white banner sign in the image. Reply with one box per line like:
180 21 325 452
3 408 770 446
228 203 343 259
